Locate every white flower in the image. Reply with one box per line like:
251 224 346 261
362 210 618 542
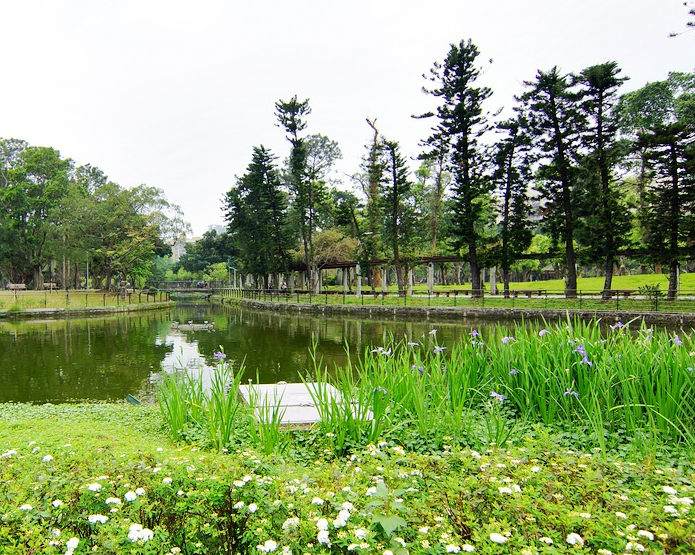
124 491 137 502
20 504 32 511
489 533 507 544
418 526 430 534
384 551 394 555
462 545 474 552
365 486 377 496
579 512 591 519
1 450 17 458
88 514 108 524
615 511 627 519
530 465 541 473
87 483 102 492
446 545 461 553
42 454 54 463
66 537 79 550
135 488 145 496
311 497 324 505
664 505 679 514
257 540 278 552
511 484 522 493
282 517 300 530
105 497 121 505
663 486 678 495
597 550 613 555
52 499 63 508
625 542 645 552
248 503 258 513
163 477 173 484
637 530 654 541
539 537 553 544
128 523 153 542
566 533 584 546
233 501 245 509
498 486 512 494
317 518 329 531
317 530 331 546
677 497 693 505
355 528 368 539
243 475 253 482
341 501 354 511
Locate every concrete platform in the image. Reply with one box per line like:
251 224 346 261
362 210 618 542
237 382 341 425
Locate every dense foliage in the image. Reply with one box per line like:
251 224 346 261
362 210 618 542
0 140 188 290
218 43 694 295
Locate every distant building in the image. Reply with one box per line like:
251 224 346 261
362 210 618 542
171 239 187 263
207 224 226 235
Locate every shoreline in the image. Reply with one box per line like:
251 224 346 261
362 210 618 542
0 301 175 320
213 295 695 326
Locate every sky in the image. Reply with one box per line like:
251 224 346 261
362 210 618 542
1 1 693 237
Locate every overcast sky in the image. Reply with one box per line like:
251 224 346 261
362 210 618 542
2 1 693 236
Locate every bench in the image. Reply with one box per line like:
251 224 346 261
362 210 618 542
512 289 544 298
433 290 472 297
43 283 57 290
6 283 26 291
603 289 636 299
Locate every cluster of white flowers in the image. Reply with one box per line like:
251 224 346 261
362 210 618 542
128 523 154 543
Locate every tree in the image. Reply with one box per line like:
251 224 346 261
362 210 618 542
415 146 451 254
520 67 586 297
638 122 695 299
575 62 632 295
224 146 290 287
275 96 318 290
380 139 418 295
490 116 534 296
619 72 695 297
0 145 71 286
422 39 493 296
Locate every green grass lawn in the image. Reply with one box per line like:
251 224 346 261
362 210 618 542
0 290 169 310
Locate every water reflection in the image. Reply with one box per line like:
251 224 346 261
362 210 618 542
0 303 511 403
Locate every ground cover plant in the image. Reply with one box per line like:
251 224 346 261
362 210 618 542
1 403 694 555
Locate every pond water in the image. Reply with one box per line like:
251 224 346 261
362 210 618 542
0 303 520 403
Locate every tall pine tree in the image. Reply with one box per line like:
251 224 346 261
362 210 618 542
520 67 586 297
575 62 632 295
422 39 492 296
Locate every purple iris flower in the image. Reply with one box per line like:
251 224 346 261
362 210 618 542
501 336 516 344
433 345 447 355
564 388 580 398
214 351 226 360
539 329 550 336
672 336 683 346
490 391 505 403
509 368 520 376
469 329 480 337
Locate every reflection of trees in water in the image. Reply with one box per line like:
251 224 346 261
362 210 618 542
0 312 173 403
179 304 499 384
0 303 514 403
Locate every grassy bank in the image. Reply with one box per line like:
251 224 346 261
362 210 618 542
1 403 694 554
0 290 169 311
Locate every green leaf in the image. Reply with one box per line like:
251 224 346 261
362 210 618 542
373 513 407 537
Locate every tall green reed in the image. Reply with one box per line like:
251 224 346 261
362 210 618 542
158 351 246 450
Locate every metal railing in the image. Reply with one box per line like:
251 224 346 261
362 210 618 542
215 287 695 314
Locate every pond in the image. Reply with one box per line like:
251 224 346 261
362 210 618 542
0 303 519 404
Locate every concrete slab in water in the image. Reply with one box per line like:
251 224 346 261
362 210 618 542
238 382 341 425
